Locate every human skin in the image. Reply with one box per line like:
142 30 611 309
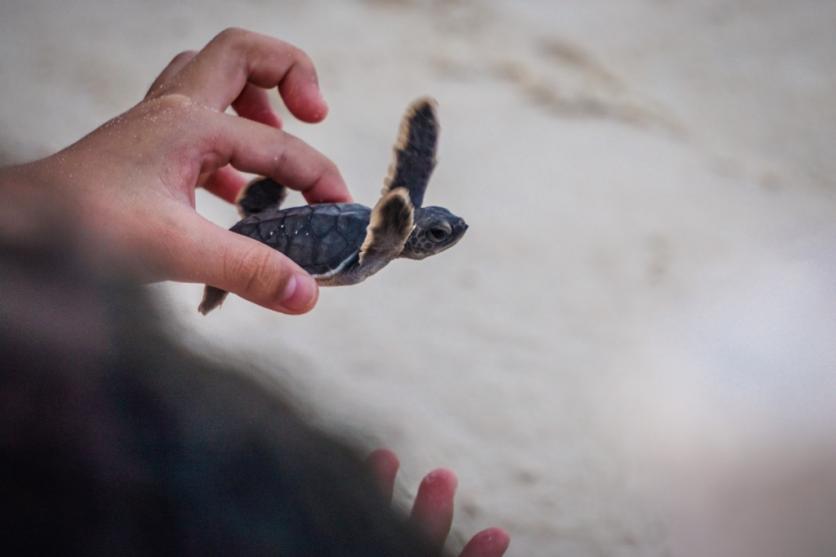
0 28 351 314
0 28 509 556
368 449 511 557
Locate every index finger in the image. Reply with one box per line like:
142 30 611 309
204 111 352 204
167 28 327 122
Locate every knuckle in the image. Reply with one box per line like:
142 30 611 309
281 41 305 62
141 93 197 124
132 93 197 130
314 157 341 190
213 26 248 48
297 49 316 70
284 45 316 76
154 92 194 112
171 49 197 65
323 157 340 178
147 51 198 98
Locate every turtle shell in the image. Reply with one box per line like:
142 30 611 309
230 203 371 277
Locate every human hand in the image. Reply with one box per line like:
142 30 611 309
0 28 350 314
367 449 511 557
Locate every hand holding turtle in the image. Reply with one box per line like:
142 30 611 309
0 28 350 314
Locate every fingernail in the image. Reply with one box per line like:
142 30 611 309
313 83 328 119
279 273 318 313
315 96 329 120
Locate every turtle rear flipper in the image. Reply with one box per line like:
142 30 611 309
383 97 439 208
199 285 228 315
359 188 414 267
236 177 288 217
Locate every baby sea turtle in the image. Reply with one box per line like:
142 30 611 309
199 97 468 314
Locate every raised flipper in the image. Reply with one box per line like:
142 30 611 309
383 97 439 208
236 177 288 217
359 187 414 267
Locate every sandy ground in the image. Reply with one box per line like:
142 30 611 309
2 1 836 555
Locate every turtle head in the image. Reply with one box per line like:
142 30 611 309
401 206 468 260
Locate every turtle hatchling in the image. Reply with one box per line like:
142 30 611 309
199 97 468 314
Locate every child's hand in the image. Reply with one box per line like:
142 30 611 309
1 28 351 314
368 449 511 557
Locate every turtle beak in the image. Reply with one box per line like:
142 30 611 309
453 219 468 241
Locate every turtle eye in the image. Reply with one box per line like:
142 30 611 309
428 227 449 242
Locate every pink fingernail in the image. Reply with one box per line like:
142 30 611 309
316 97 329 120
314 84 328 118
279 273 318 313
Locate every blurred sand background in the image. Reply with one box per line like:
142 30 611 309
2 1 836 555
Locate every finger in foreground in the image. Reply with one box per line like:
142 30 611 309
409 468 458 551
169 28 327 122
204 111 351 204
169 211 318 314
459 528 511 557
366 449 400 503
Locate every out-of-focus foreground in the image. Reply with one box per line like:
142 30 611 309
1 1 835 555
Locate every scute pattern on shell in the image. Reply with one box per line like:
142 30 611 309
231 203 372 277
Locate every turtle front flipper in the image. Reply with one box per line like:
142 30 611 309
383 97 439 208
236 177 288 217
358 188 414 270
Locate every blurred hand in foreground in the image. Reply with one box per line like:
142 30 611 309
368 449 511 557
0 28 351 314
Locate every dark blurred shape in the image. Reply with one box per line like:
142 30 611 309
0 193 441 556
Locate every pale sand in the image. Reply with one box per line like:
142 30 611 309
2 1 836 555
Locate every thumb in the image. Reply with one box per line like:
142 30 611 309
175 214 319 314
